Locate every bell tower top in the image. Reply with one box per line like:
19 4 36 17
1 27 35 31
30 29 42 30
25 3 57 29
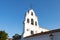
22 8 49 38
23 9 40 37
24 9 39 27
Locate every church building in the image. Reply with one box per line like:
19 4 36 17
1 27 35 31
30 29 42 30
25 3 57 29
21 9 60 40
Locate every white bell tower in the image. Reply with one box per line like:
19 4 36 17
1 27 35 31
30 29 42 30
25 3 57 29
22 9 49 37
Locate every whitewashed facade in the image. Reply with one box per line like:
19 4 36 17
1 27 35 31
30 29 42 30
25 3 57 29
22 29 60 40
21 9 60 40
22 9 49 38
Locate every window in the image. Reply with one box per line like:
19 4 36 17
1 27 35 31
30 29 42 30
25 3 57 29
49 34 54 40
27 18 29 23
31 12 33 16
31 31 33 34
35 21 37 26
31 19 34 25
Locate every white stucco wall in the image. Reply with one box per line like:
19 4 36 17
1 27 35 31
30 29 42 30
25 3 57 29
21 9 60 40
23 9 49 37
22 32 60 40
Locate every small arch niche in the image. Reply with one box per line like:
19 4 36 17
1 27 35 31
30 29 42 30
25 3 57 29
27 18 29 23
31 19 34 25
35 21 37 26
27 29 29 31
31 12 33 16
31 31 34 34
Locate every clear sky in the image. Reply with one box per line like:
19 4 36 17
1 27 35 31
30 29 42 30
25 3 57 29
0 0 60 38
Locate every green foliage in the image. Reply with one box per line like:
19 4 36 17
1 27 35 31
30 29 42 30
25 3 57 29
12 34 21 40
0 31 8 40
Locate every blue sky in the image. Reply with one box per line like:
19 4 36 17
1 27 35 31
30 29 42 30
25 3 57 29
0 0 60 38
